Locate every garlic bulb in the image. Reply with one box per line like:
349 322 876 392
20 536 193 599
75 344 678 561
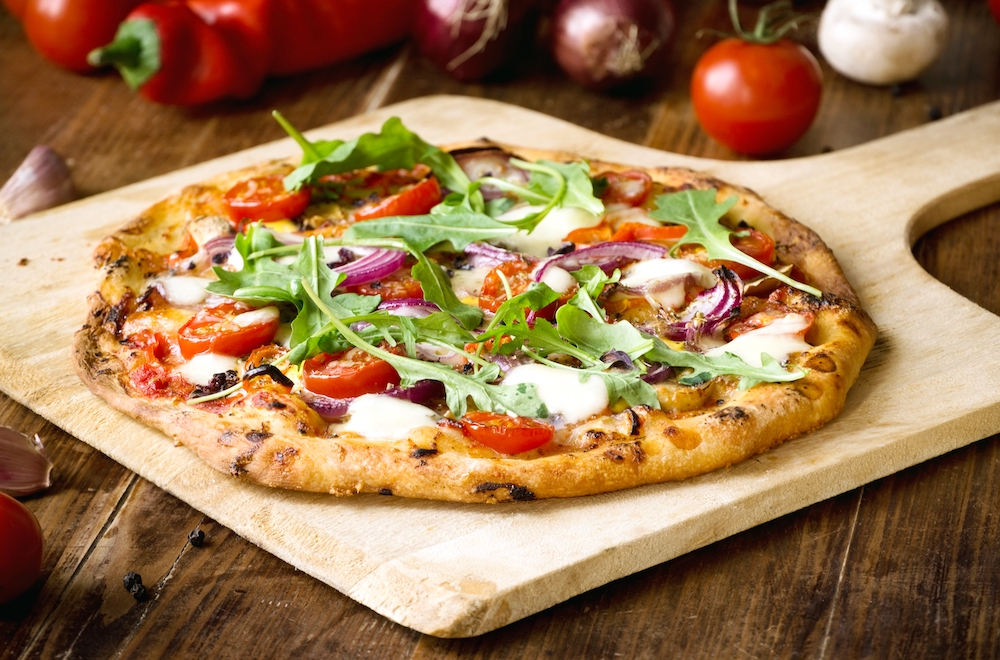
0 145 77 223
818 0 949 86
0 426 53 497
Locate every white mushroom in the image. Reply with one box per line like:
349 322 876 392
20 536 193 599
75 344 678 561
818 0 949 86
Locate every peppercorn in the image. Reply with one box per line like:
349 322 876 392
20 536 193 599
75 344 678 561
123 571 142 591
129 582 148 601
188 528 205 547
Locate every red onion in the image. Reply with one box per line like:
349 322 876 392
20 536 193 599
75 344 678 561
665 267 742 343
301 380 444 421
415 0 538 82
452 148 530 199
551 0 675 92
204 235 237 265
333 249 407 287
377 298 441 317
464 241 522 268
534 240 666 282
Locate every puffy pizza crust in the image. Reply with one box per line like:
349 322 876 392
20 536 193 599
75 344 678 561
74 146 877 503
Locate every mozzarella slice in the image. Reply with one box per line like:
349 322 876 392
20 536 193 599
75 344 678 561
706 313 813 367
156 276 214 307
619 259 717 310
175 353 239 386
497 205 603 257
342 394 439 441
503 363 609 425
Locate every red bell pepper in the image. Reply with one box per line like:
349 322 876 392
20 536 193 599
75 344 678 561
89 1 261 105
88 0 417 105
16 0 143 73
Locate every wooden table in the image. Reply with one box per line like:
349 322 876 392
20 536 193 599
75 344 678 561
2 1 999 656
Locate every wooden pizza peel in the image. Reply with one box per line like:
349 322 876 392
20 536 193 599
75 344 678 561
1 95 999 637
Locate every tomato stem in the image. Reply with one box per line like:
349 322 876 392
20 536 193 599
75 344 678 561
725 0 815 45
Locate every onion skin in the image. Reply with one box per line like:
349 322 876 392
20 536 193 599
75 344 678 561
550 0 675 92
415 0 539 82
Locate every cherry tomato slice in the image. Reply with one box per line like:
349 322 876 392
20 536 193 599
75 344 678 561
301 348 401 399
342 268 424 300
610 222 688 243
598 170 654 206
352 176 442 221
178 302 280 359
0 491 44 605
713 228 776 280
459 411 555 454
563 222 613 245
223 175 312 227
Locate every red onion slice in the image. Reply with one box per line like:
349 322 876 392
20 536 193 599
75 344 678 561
665 267 742 342
334 249 407 287
464 241 522 268
204 235 236 265
377 298 441 317
534 240 666 282
453 147 530 199
301 380 445 422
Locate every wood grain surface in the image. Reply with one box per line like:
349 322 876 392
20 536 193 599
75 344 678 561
2 0 999 657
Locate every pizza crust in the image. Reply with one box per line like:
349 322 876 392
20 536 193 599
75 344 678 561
74 145 877 503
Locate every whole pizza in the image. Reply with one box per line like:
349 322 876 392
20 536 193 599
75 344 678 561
74 115 877 503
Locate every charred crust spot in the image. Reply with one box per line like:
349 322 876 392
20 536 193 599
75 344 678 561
106 293 134 337
603 441 644 463
410 447 438 459
664 425 702 450
474 482 536 502
246 430 272 444
105 255 129 273
585 430 608 444
802 353 836 373
378 488 393 496
219 431 238 446
713 406 749 423
267 400 287 410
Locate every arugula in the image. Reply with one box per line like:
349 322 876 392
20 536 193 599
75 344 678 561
649 189 822 298
481 158 604 232
343 199 516 252
297 278 546 418
645 339 804 390
274 112 474 197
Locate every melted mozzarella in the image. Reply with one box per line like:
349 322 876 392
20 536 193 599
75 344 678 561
619 259 717 310
232 306 280 327
706 313 813 367
157 276 214 306
503 363 609 425
537 265 576 294
342 394 439 441
497 205 603 257
175 353 239 386
450 265 493 300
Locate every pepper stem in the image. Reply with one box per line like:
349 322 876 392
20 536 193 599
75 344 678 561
87 18 162 91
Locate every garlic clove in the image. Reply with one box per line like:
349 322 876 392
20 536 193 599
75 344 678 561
0 145 77 223
0 426 54 497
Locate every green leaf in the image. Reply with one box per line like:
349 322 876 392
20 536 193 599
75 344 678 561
554 305 654 362
649 189 822 297
288 236 349 348
276 115 473 196
343 202 516 252
409 249 483 330
645 338 805 389
207 224 297 301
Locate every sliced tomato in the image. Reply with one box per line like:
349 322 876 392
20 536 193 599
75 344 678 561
352 176 442 221
301 347 401 399
342 268 424 300
177 302 280 359
713 228 776 280
563 221 613 245
166 231 198 269
223 175 312 228
598 170 654 206
459 411 555 454
610 222 688 244
478 259 534 313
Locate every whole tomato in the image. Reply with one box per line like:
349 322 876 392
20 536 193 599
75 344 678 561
22 0 143 73
0 491 44 605
690 1 822 156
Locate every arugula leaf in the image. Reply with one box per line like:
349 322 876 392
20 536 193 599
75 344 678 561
554 305 654 362
649 189 822 298
274 113 473 196
482 158 604 232
207 224 298 303
568 265 619 320
297 278 546 418
408 248 483 329
645 339 804 389
343 201 516 252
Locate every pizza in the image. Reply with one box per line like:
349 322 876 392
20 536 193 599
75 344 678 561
74 116 877 503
